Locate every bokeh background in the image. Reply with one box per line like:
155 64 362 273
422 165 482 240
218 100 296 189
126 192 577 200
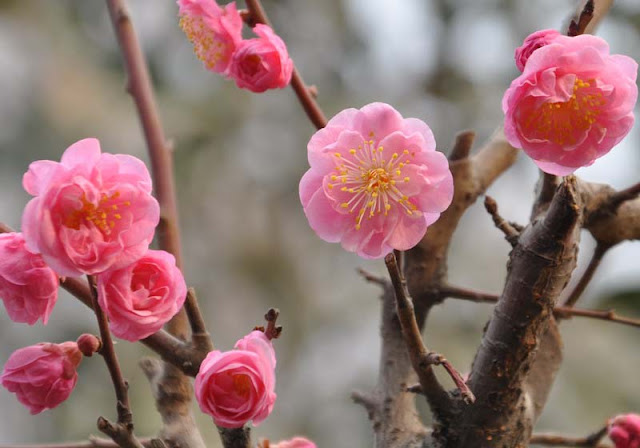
0 0 638 446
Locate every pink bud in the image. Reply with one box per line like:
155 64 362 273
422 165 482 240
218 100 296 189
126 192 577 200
514 29 561 72
97 250 187 342
76 334 102 357
195 331 276 428
609 414 640 448
0 232 58 325
271 437 317 448
1 342 81 414
229 24 293 93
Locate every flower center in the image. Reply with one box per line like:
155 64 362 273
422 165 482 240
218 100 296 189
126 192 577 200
526 78 606 145
63 191 130 235
328 139 419 230
232 373 252 399
179 15 228 69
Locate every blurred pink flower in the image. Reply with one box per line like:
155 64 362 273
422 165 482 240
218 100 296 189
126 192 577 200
229 24 293 93
300 102 454 259
21 138 159 277
195 330 276 428
271 437 317 448
0 232 58 325
515 29 561 72
610 414 640 448
97 249 187 342
503 34 638 175
177 0 243 75
1 342 81 414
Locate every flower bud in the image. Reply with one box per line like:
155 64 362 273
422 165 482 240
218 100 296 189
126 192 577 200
514 29 561 72
76 334 102 357
609 414 640 448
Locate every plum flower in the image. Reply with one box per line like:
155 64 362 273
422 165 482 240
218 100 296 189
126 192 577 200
21 138 160 277
299 102 454 259
0 232 58 325
503 34 638 175
609 414 640 448
177 0 243 75
195 330 276 428
229 24 293 93
270 437 317 448
97 249 187 342
515 29 561 72
1 342 82 414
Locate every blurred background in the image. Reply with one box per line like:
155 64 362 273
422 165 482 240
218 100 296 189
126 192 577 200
0 0 638 446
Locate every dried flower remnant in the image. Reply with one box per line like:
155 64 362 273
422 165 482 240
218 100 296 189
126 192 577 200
300 102 454 259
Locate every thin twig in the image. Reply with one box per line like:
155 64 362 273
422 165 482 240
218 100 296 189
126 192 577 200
439 284 500 303
263 308 282 340
356 267 389 288
87 276 144 448
531 424 609 447
484 196 520 246
244 0 328 130
384 253 474 406
448 130 476 162
0 438 155 448
562 243 609 308
567 0 595 36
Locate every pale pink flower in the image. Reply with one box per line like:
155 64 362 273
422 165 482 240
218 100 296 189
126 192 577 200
229 24 293 93
21 138 160 277
609 414 640 448
177 0 243 75
271 437 317 448
97 250 187 342
515 29 561 72
503 34 638 175
195 330 276 428
1 342 81 414
299 102 454 259
0 232 58 325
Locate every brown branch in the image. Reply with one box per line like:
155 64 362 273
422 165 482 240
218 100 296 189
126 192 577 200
356 267 389 289
531 425 609 447
244 0 328 130
448 130 476 162
562 243 609 308
87 276 144 448
484 196 520 247
0 438 155 448
554 306 640 329
568 0 595 36
532 172 560 219
588 182 640 223
438 285 499 303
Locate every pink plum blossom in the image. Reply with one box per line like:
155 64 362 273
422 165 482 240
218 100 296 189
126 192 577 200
21 138 160 277
610 414 640 448
515 29 561 72
299 102 454 259
503 34 638 175
0 232 58 325
229 24 293 93
1 342 82 414
177 0 243 75
271 437 317 448
97 249 187 342
195 330 276 428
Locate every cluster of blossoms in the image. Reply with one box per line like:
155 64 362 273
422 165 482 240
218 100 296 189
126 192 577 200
178 0 293 93
503 29 638 175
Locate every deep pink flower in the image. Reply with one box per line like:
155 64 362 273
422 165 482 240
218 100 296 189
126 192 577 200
177 0 243 75
21 138 160 277
97 249 187 342
515 29 562 72
271 437 317 448
1 342 81 414
195 331 276 428
0 232 58 325
229 24 293 93
299 102 454 259
609 414 640 448
503 34 638 175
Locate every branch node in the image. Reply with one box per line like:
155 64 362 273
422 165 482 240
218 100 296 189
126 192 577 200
484 196 520 246
449 130 476 161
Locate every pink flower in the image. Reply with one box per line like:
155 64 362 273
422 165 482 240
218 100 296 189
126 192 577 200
1 342 81 414
97 249 187 342
271 437 317 448
229 24 293 93
515 29 561 72
299 102 454 259
177 0 243 75
21 138 160 277
0 232 58 325
503 34 638 175
609 414 640 448
195 330 276 428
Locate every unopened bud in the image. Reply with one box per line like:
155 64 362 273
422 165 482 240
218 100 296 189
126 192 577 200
76 334 101 357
